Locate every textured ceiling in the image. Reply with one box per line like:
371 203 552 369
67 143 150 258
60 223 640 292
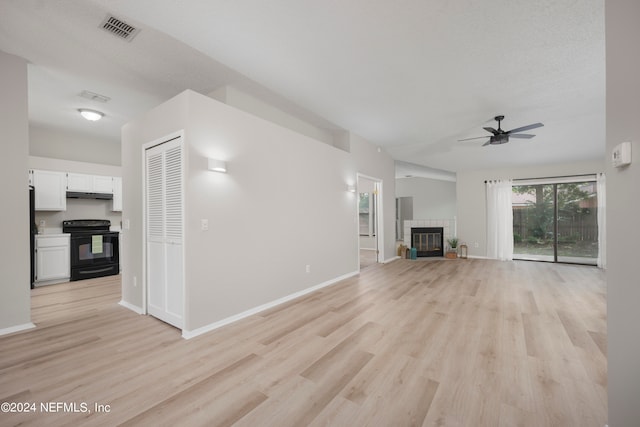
0 0 605 173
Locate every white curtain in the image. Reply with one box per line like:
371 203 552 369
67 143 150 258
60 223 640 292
486 179 514 261
597 173 606 269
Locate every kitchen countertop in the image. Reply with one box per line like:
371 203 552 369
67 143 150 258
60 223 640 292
36 228 67 236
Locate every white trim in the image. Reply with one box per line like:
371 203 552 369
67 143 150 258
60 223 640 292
468 255 490 260
181 270 359 339
0 322 36 336
382 256 400 264
118 300 144 315
515 174 597 186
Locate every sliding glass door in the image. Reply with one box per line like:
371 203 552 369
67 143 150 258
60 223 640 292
556 182 598 263
512 180 598 265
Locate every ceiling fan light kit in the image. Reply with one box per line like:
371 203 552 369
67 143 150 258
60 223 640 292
459 115 544 146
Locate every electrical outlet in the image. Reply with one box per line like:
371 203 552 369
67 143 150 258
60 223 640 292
39 220 45 228
201 219 209 231
474 242 479 248
133 276 137 287
305 265 311 273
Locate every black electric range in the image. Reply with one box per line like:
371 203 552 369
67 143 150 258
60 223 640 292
62 220 120 281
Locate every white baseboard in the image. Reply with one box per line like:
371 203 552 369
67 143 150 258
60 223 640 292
119 300 144 315
383 256 401 264
182 270 359 339
0 322 36 336
468 255 490 260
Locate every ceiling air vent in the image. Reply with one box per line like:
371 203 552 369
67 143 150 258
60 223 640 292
79 90 111 103
100 15 139 42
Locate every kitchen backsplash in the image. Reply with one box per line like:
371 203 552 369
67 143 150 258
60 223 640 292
35 198 122 233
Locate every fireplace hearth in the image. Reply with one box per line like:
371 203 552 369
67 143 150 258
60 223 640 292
411 227 444 257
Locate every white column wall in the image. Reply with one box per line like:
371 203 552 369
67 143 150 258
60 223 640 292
0 50 31 333
121 90 395 334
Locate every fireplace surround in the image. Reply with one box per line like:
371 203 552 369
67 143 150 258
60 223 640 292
402 219 455 259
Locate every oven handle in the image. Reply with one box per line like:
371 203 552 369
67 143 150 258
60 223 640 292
78 266 116 275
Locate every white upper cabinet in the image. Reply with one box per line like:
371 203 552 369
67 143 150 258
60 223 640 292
66 173 93 192
67 172 113 193
30 169 67 211
93 175 114 193
112 177 122 211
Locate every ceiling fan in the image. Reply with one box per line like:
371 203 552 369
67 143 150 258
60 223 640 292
458 115 544 146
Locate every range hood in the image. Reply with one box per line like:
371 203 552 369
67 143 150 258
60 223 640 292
66 191 113 200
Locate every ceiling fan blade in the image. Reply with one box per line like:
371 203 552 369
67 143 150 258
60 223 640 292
482 140 491 146
507 122 544 134
483 127 499 135
509 133 536 139
457 136 489 142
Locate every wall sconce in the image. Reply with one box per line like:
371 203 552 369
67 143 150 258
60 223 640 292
78 108 104 121
347 184 356 193
208 158 227 173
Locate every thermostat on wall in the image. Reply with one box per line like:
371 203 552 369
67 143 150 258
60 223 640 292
612 141 632 168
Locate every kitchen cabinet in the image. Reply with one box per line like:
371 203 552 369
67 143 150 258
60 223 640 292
112 177 122 211
94 175 114 193
30 170 67 211
66 173 93 192
67 172 113 193
35 234 70 285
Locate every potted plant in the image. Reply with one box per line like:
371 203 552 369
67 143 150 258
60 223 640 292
446 237 459 259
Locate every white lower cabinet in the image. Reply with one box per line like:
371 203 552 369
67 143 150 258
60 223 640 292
35 234 70 285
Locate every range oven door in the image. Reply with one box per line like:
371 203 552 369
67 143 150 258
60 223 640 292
69 232 119 281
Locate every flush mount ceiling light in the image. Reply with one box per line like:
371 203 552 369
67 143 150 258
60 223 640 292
78 109 104 121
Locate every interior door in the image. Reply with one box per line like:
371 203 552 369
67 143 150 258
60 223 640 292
145 136 184 329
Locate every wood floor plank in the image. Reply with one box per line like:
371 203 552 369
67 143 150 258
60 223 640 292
0 260 607 426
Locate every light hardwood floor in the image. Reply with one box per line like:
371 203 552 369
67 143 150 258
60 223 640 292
0 259 607 426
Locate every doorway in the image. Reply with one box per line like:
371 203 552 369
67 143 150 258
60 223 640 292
396 196 413 241
358 175 383 269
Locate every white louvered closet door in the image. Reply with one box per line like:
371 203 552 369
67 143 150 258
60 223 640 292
145 136 184 329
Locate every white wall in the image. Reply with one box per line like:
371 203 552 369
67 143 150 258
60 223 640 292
30 124 121 166
0 50 31 333
28 156 122 176
209 85 339 148
121 90 395 333
396 177 457 220
456 160 604 258
605 0 640 424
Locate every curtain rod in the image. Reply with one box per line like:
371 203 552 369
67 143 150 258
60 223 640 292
484 173 598 183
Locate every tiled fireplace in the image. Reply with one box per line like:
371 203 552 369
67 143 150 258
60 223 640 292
403 219 455 258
